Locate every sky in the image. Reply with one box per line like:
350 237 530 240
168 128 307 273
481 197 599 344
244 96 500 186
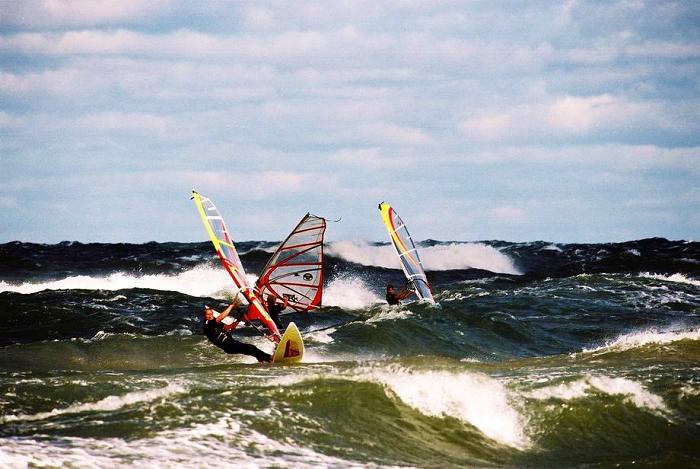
0 0 699 243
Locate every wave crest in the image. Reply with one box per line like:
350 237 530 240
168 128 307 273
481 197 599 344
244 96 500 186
584 327 700 353
326 241 521 274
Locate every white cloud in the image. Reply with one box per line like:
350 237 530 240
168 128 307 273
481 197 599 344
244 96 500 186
0 196 17 208
0 0 173 28
490 206 527 222
546 94 618 132
459 94 671 141
242 7 276 30
0 111 21 128
76 111 169 135
356 122 432 146
459 114 512 141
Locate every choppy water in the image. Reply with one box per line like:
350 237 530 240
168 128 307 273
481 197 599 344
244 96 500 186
1 238 699 467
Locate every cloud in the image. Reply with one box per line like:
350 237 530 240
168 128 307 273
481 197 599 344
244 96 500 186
1 1 699 242
0 0 173 28
490 206 527 222
0 196 17 208
545 94 642 133
77 111 169 135
0 111 21 128
242 7 276 30
459 115 512 141
353 122 432 146
458 94 689 142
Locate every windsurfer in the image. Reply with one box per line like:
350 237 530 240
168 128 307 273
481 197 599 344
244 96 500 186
202 304 271 363
266 294 289 327
386 283 414 305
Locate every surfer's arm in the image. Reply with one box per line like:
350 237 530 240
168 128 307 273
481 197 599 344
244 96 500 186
215 303 237 322
397 288 414 300
223 307 247 331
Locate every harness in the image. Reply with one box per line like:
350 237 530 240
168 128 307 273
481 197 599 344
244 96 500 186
204 320 231 347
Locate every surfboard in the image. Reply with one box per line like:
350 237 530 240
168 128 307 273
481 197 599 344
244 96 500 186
272 322 305 364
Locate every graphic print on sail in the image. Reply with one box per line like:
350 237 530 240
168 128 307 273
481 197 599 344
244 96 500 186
378 202 435 303
192 191 280 340
256 213 326 312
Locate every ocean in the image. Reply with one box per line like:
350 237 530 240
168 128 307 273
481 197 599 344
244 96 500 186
0 238 699 467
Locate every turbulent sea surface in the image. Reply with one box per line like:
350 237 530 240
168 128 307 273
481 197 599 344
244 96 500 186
1 238 699 467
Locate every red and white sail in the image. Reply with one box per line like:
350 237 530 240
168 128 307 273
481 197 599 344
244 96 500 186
256 213 326 312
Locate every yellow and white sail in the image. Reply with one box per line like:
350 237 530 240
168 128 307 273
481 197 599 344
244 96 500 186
378 202 435 303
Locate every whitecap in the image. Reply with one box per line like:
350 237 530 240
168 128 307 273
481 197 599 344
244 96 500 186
326 240 521 274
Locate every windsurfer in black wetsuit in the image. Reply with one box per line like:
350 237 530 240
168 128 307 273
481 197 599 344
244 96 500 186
385 283 414 305
266 294 289 328
202 304 271 363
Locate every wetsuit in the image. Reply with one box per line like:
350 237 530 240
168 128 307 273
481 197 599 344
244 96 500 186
386 292 399 305
203 319 271 362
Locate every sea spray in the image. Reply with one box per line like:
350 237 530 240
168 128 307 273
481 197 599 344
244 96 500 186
323 275 382 309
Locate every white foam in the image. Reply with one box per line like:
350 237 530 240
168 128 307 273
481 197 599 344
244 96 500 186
307 327 336 344
525 375 669 414
367 305 412 323
639 272 700 287
0 415 354 468
369 366 529 448
1 383 185 424
584 327 700 353
680 384 700 397
323 275 382 309
0 266 259 298
541 244 563 252
326 240 521 274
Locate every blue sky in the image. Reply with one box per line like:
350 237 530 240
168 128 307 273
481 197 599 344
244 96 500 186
1 1 698 243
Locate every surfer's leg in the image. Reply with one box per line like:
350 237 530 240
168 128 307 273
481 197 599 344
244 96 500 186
224 339 271 362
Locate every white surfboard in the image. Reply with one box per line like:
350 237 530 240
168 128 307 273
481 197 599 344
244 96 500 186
272 322 305 364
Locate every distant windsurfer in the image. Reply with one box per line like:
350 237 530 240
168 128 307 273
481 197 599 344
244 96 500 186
385 283 414 305
266 294 289 327
202 304 271 363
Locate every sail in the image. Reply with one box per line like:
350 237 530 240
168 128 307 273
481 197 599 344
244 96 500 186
378 202 435 303
256 213 326 312
192 191 280 339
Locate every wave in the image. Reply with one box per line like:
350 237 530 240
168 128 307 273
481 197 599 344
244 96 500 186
0 269 384 312
0 266 258 298
369 365 530 448
278 364 530 449
583 327 700 353
1 382 185 423
0 415 356 468
325 241 522 274
639 272 700 287
524 375 669 415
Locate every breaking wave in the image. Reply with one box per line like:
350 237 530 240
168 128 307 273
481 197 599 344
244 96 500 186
326 241 521 274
